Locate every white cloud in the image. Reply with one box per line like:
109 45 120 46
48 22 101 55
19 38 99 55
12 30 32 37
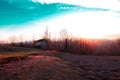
1 10 120 41
1 0 120 41
32 0 120 11
41 11 120 38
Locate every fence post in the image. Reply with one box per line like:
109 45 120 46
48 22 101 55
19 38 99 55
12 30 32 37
64 39 68 51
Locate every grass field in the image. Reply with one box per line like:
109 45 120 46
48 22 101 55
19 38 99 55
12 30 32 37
0 46 120 80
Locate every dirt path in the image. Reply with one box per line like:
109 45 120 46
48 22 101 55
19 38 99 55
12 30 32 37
0 51 120 80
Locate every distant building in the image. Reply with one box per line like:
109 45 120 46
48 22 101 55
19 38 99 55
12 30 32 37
33 39 48 49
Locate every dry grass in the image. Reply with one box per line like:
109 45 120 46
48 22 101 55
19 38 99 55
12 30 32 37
0 46 43 66
0 47 120 80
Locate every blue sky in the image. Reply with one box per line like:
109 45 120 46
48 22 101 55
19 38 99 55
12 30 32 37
0 0 120 42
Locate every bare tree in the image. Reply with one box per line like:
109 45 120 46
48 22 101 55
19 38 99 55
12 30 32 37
60 29 68 51
117 38 120 47
41 26 51 49
9 36 18 43
42 26 51 40
18 35 23 42
60 29 68 40
32 35 37 41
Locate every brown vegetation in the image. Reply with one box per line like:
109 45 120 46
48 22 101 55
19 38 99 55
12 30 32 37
0 49 120 80
0 28 120 56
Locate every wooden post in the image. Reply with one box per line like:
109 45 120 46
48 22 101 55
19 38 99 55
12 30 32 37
64 39 68 51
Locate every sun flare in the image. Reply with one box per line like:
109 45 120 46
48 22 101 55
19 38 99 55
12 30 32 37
43 11 120 39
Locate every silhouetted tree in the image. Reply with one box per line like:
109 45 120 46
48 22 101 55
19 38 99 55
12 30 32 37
60 29 68 51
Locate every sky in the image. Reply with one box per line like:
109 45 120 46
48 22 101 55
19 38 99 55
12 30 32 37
0 0 120 42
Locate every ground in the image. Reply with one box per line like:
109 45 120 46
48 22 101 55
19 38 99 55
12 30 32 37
0 47 120 80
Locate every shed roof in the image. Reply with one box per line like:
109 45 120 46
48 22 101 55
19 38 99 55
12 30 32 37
34 39 47 43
